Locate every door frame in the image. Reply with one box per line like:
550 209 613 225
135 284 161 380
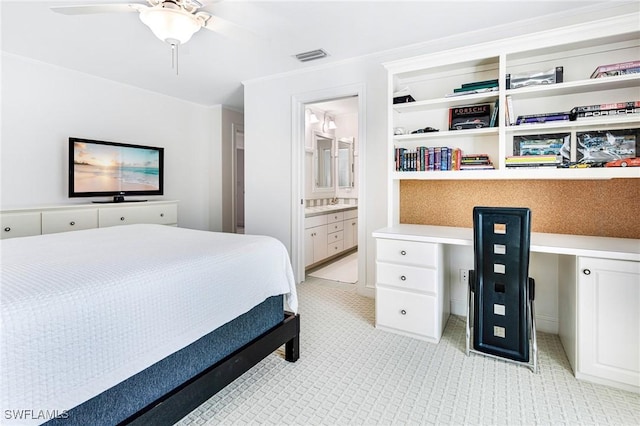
291 84 367 291
231 123 244 233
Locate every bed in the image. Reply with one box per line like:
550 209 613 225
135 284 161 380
0 224 300 425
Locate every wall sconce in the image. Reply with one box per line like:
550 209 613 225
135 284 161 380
306 109 320 124
323 113 337 132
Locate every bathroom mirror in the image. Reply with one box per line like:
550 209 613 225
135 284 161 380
314 133 334 190
338 138 354 188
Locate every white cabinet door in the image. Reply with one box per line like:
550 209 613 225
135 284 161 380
305 224 328 267
578 256 640 390
343 217 358 250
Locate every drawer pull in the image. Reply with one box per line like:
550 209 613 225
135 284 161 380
120 217 125 221
400 275 406 281
400 250 406 256
160 213 164 217
400 309 407 315
4 227 10 232
583 269 591 276
70 221 75 226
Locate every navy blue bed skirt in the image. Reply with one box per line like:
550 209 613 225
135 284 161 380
45 295 284 426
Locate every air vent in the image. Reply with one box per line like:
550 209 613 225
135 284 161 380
295 49 329 63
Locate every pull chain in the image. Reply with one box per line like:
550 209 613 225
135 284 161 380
167 38 180 76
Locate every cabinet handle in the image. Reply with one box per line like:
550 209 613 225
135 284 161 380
583 269 591 275
400 250 406 256
160 213 164 217
400 275 406 281
120 217 125 221
400 309 407 315
69 221 75 226
4 227 10 232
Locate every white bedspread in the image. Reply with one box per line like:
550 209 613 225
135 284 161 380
0 224 297 424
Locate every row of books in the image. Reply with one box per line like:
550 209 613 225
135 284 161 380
394 148 494 171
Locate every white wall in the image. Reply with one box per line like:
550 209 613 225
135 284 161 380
1 53 215 230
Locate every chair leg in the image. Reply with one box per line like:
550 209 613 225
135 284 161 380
466 288 473 356
529 298 538 373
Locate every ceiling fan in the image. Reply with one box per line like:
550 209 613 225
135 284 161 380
51 0 248 73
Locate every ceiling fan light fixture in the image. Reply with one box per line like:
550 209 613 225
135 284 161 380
139 7 202 44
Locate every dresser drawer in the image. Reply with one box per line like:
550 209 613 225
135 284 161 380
42 209 98 234
327 211 344 224
377 262 437 294
99 203 177 227
376 287 437 338
377 239 439 267
0 212 41 239
328 240 344 255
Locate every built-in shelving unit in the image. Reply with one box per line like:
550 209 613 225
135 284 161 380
384 13 639 224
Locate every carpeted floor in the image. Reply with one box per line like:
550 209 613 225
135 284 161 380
177 277 640 425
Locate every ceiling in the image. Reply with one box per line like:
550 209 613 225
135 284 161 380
0 1 627 110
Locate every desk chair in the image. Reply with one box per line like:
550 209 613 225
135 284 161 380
465 207 537 373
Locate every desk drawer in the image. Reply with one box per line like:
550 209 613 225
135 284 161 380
376 286 437 338
377 262 437 294
377 239 439 267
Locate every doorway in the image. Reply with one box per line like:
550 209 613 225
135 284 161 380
232 124 244 234
303 96 360 285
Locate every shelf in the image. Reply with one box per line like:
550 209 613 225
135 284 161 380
506 74 640 100
392 167 640 180
393 91 499 113
506 115 640 134
394 127 499 142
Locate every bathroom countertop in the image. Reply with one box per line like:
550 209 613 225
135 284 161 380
305 205 357 218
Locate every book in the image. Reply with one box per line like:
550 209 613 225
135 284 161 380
506 96 515 126
461 79 499 89
489 99 499 127
590 60 640 78
449 103 491 130
570 101 640 119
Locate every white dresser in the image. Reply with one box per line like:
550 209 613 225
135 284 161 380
374 236 449 344
1 200 178 239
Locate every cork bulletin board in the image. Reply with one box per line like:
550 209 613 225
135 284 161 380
400 179 640 239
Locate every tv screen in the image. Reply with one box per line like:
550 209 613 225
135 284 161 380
69 137 164 202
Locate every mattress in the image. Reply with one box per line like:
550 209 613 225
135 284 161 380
0 224 297 425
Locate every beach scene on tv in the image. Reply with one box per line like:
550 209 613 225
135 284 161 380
73 142 161 192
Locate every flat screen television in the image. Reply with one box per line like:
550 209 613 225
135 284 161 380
69 137 164 203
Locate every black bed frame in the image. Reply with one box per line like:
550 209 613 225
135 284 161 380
120 312 300 425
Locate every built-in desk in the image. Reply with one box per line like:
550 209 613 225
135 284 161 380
373 224 640 393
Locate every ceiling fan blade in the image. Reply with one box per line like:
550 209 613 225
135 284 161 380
51 4 147 15
203 14 263 44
